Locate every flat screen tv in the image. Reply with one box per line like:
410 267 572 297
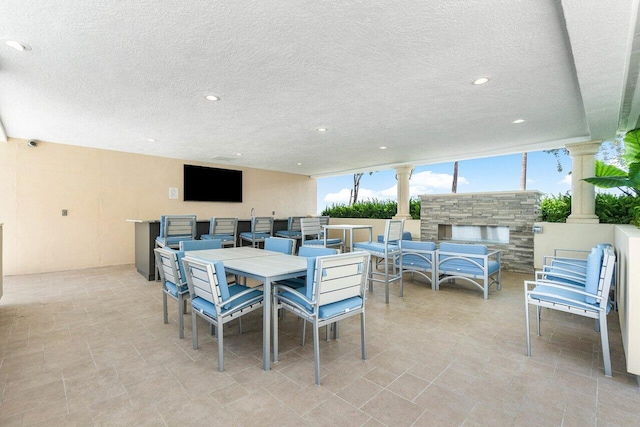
183 164 243 202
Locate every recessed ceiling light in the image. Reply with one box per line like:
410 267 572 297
235 153 242 156
317 128 328 132
147 138 156 142
5 40 31 51
296 162 302 166
512 119 526 124
472 77 489 85
380 146 387 150
205 95 220 101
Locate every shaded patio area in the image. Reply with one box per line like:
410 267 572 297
0 265 637 426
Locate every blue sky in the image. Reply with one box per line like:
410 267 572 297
317 150 574 213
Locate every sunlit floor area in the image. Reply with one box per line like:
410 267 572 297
0 265 638 426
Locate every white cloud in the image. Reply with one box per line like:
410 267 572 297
558 174 572 186
324 170 469 204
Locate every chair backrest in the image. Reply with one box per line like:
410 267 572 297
180 239 222 251
594 247 616 307
288 216 302 232
264 237 295 254
301 217 322 239
310 252 370 306
154 247 185 288
378 231 413 243
210 217 238 236
382 219 404 251
252 216 274 234
161 215 197 239
182 256 231 308
317 216 330 227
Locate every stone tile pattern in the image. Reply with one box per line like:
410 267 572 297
0 265 637 426
420 191 544 273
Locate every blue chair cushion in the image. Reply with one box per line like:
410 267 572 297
298 247 338 257
180 239 222 251
397 253 433 269
377 231 413 243
543 261 586 286
276 230 302 238
279 287 313 312
585 247 604 304
191 284 262 318
304 238 342 246
164 280 188 298
265 238 294 254
439 259 500 277
202 234 235 242
318 296 363 320
240 232 271 240
530 284 609 314
353 241 399 254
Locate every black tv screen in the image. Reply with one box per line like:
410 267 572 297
183 165 243 202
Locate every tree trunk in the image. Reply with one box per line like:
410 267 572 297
452 161 458 193
520 152 527 190
351 173 364 205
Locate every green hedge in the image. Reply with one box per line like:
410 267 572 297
323 194 640 225
541 193 640 225
322 198 421 219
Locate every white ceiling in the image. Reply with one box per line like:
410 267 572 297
1 0 640 177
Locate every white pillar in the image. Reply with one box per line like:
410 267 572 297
393 165 413 220
566 141 601 224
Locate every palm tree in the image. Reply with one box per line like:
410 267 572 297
520 153 527 190
452 161 458 193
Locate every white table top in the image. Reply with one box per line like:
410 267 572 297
223 253 307 277
324 224 373 230
185 246 277 262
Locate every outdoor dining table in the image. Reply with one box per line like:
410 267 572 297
184 246 307 371
323 224 373 252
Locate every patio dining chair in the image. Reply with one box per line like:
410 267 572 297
239 216 273 248
154 247 189 338
524 246 616 376
155 215 197 249
300 217 343 251
353 219 404 304
264 237 296 255
182 255 264 372
275 216 303 243
273 251 370 385
201 217 238 247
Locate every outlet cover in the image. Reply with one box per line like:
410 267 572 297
62 210 68 216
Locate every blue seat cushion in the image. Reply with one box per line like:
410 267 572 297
276 230 302 237
304 238 341 246
299 246 338 257
439 259 500 277
191 285 262 318
278 287 313 312
202 234 234 242
164 280 188 298
377 231 413 243
240 232 271 240
318 296 363 319
397 253 433 270
530 284 609 314
353 241 399 255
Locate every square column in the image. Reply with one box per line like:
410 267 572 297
566 141 601 224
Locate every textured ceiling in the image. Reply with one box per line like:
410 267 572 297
1 0 639 177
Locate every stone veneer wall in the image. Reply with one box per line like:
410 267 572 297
420 191 543 273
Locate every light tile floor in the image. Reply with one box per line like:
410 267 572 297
0 265 638 426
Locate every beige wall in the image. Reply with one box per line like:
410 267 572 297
533 222 615 269
0 138 316 275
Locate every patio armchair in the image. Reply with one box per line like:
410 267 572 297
524 246 616 376
181 256 264 372
272 252 370 385
436 242 501 299
396 240 437 289
201 217 238 247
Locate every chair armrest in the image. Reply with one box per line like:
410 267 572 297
224 284 264 305
525 279 606 303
